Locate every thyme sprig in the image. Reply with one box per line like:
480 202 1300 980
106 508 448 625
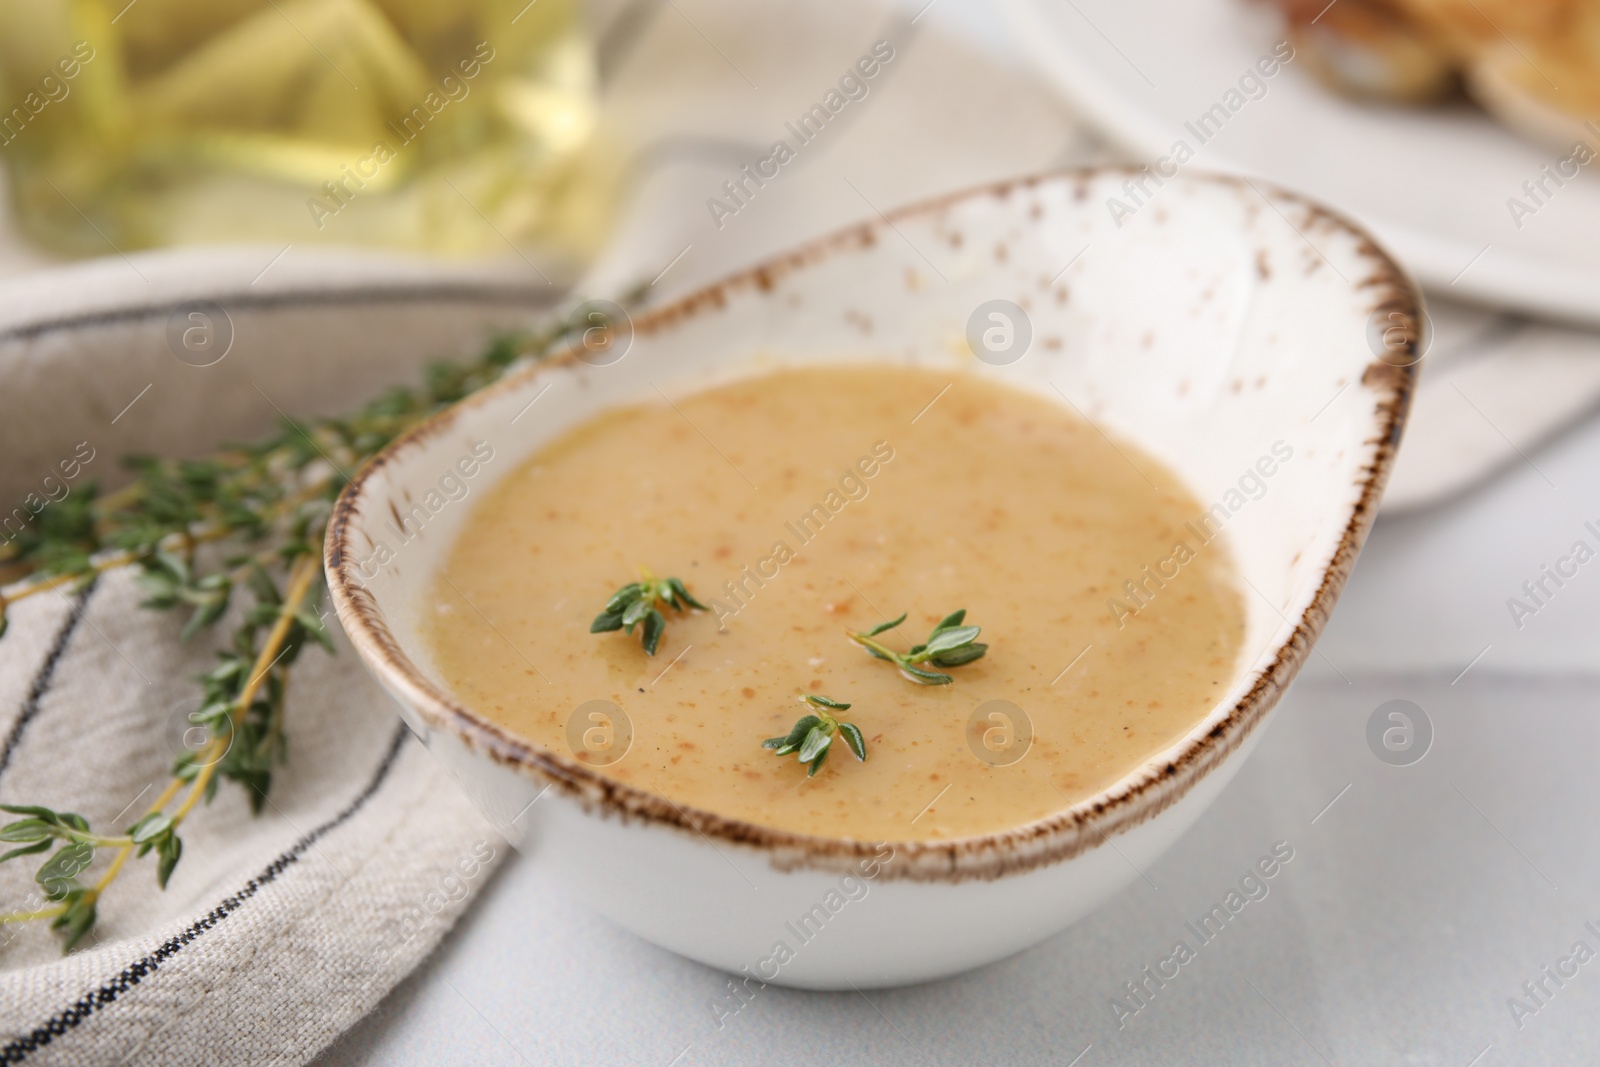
0 554 325 948
763 695 867 777
846 609 988 685
590 568 706 655
0 297 628 951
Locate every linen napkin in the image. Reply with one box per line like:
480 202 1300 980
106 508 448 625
0 270 558 1066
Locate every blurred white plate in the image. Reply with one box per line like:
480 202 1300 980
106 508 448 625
1004 0 1600 328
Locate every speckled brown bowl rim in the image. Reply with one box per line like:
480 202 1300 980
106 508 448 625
326 166 1420 884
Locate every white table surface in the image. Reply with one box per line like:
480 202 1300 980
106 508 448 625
312 3 1600 1065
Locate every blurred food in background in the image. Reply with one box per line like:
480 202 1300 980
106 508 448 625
1264 0 1600 150
0 0 618 266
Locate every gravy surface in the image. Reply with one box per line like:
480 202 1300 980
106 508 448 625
426 365 1245 841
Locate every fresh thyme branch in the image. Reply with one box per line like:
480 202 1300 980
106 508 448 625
846 609 987 685
763 694 867 778
590 568 707 655
0 302 612 951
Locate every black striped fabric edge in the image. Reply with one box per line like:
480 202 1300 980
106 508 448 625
0 579 99 784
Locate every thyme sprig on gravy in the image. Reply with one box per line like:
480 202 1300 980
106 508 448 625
0 295 635 952
846 609 988 685
590 568 707 655
763 695 867 777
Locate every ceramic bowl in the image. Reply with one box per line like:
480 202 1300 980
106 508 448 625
325 167 1419 990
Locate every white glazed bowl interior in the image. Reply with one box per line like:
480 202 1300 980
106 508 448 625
326 168 1417 989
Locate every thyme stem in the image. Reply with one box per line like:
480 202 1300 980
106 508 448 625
0 904 69 924
170 555 317 827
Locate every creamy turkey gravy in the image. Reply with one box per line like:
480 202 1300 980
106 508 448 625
425 365 1246 841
